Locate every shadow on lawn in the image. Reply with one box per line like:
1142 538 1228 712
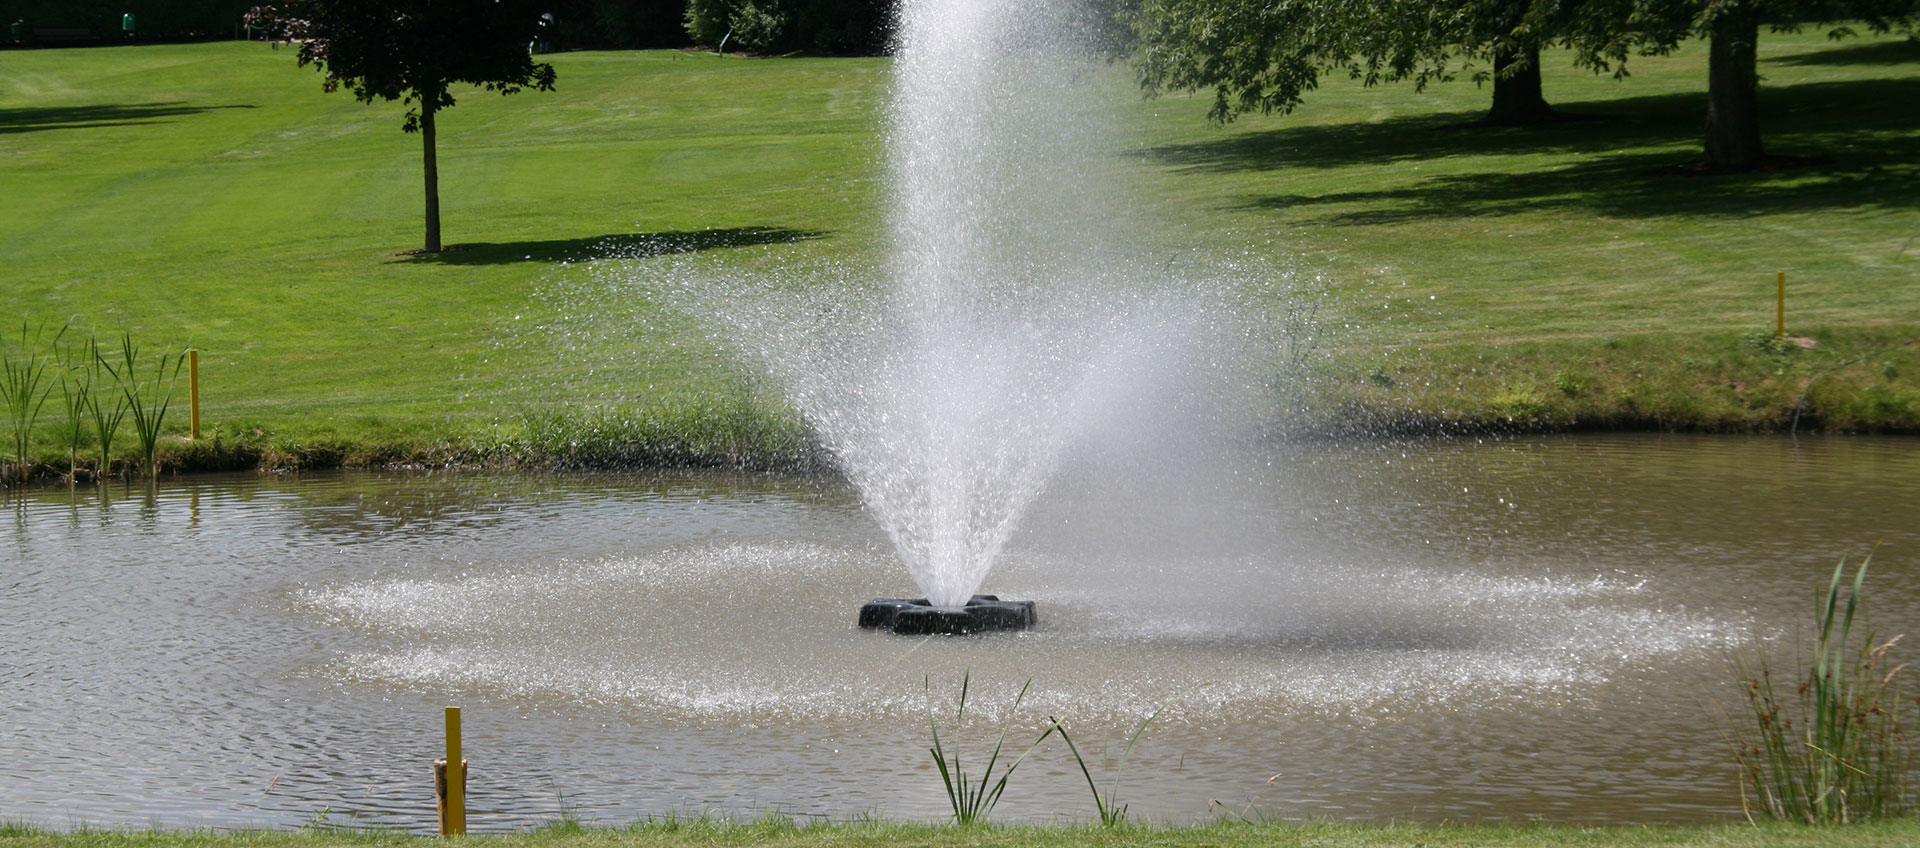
1141 76 1920 223
0 102 256 134
1769 38 1920 67
398 227 828 265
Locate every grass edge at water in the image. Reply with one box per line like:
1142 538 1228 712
11 818 1920 847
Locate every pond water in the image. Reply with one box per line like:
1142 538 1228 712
3 434 1917 832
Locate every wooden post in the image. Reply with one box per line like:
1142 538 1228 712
434 757 468 835
1776 272 1786 338
438 706 466 835
187 349 200 440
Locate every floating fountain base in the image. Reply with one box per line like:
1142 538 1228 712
857 594 1037 635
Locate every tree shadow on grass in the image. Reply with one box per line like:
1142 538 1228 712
1139 78 1918 175
0 102 256 134
1143 77 1919 223
395 227 827 265
1768 38 1920 67
1249 141 1918 225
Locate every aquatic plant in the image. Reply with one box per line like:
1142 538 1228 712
83 335 130 480
1050 686 1205 826
1 320 66 485
1734 554 1913 824
926 672 1053 825
106 333 185 480
53 332 95 480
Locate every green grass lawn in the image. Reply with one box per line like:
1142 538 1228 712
0 33 1916 477
9 819 1920 848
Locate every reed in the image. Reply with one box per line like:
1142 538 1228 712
1049 686 1204 826
53 333 94 480
926 672 1054 825
82 336 130 481
1734 554 1914 824
1 320 66 485
104 333 185 481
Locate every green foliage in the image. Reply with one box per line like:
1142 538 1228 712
684 0 888 53
1734 555 1914 824
1132 0 1564 124
684 0 732 46
1551 369 1585 397
729 2 791 53
926 673 1054 826
1489 386 1551 423
287 0 558 130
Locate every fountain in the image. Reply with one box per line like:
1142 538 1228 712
642 0 1245 632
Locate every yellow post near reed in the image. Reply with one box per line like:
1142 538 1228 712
187 349 200 440
437 706 467 835
1776 272 1786 338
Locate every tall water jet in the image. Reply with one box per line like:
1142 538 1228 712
636 0 1242 619
865 0 1134 610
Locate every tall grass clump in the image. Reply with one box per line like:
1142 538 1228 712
926 672 1053 825
1734 555 1914 823
53 331 95 480
106 333 186 480
1 320 66 485
83 335 130 480
1049 685 1205 826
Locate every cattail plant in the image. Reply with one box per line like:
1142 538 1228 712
1734 555 1913 824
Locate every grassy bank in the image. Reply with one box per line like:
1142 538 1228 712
0 34 1916 479
10 819 1920 848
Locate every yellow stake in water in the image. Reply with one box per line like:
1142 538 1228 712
445 706 465 835
1776 271 1786 338
187 349 200 440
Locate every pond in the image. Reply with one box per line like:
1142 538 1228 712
3 434 1917 832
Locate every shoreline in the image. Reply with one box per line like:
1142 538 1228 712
7 818 1920 846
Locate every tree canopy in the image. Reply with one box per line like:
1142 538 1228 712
1132 0 1917 169
283 0 558 251
1132 0 1579 126
1554 0 1917 169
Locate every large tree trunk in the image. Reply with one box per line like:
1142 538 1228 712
421 102 442 252
1704 5 1765 169
1481 46 1556 126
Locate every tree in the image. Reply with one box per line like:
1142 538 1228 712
682 0 891 54
1558 0 1915 170
284 0 557 252
1132 0 1584 126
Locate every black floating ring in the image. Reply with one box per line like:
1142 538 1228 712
857 594 1037 635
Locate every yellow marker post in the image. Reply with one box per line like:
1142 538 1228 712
187 349 201 440
439 706 466 835
1776 272 1786 338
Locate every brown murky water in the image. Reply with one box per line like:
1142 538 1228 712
3 434 1917 831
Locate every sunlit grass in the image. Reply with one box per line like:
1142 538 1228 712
0 33 1915 475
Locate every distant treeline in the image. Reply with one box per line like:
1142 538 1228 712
0 0 891 53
